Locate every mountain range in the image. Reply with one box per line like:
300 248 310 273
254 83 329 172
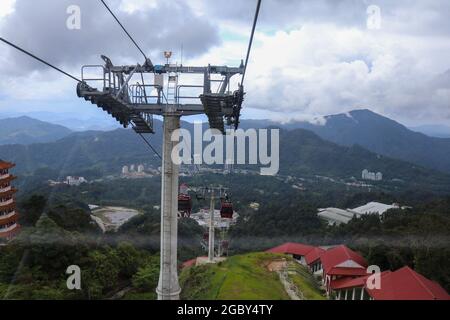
0 116 72 145
409 125 450 139
286 110 450 174
1 109 450 179
1 116 450 194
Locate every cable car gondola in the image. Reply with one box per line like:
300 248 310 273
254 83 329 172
178 183 192 218
220 199 234 219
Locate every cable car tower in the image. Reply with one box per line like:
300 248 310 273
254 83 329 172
77 50 246 299
77 0 260 299
0 0 261 301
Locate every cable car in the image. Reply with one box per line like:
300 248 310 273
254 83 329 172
221 240 229 250
178 183 192 218
220 200 234 219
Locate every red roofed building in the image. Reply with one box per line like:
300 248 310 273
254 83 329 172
332 267 450 300
319 245 368 294
265 242 449 300
332 271 391 300
305 247 326 274
0 160 20 244
367 267 450 300
266 242 316 264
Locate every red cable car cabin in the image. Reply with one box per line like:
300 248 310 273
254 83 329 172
220 200 234 219
221 240 229 249
178 194 192 218
178 184 192 218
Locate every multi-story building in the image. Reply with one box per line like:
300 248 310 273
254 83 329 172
65 176 87 186
0 160 20 244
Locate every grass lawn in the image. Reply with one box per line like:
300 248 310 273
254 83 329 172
180 252 290 300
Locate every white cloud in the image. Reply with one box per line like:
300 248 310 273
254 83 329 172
232 24 450 124
0 0 15 18
1 0 449 126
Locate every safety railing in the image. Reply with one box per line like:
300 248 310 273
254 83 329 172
129 84 204 106
176 85 204 105
129 84 162 105
81 65 111 90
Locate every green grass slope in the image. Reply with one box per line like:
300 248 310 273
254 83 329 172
180 253 289 300
180 252 325 300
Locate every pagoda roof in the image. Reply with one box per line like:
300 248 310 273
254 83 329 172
0 202 16 211
0 161 15 170
0 188 18 197
0 213 19 225
0 175 16 184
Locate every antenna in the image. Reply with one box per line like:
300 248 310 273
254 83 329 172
181 43 184 66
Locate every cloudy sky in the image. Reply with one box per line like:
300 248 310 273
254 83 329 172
0 0 449 127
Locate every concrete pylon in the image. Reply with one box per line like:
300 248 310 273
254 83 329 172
156 113 181 300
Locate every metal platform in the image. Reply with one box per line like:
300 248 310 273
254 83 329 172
77 57 245 134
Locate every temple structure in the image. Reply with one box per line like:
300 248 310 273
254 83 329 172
0 160 20 244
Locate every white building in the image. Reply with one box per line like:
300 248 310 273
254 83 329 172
66 176 87 186
317 208 356 225
249 202 260 211
137 164 145 173
122 166 129 175
318 202 402 225
349 202 399 216
362 169 382 181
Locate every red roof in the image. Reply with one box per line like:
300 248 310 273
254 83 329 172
327 267 368 276
331 271 391 290
0 224 20 239
266 242 316 257
305 247 326 265
0 188 17 198
0 161 15 170
321 245 368 275
0 202 16 211
0 175 16 184
181 256 207 269
182 258 197 268
367 266 450 300
0 212 19 225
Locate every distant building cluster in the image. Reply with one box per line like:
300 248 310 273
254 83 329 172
121 164 157 178
362 169 382 181
122 164 145 175
48 176 88 187
66 176 87 186
317 201 402 225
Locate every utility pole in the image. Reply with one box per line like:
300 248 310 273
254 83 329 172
208 190 215 262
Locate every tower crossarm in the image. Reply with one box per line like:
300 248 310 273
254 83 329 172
77 57 246 134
